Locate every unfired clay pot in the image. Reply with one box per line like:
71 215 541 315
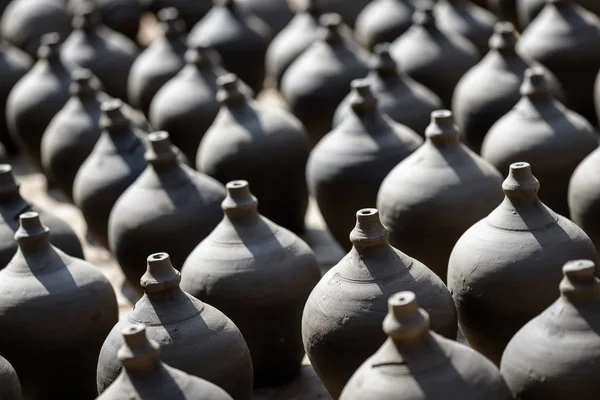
97 253 253 400
198 74 311 233
453 21 563 154
73 99 147 248
309 79 422 250
340 291 513 400
108 131 226 294
181 180 321 387
334 44 443 136
481 68 597 217
377 110 504 283
354 0 415 51
98 324 234 400
0 211 118 400
149 0 211 33
517 0 600 126
281 13 369 145
390 5 479 107
501 260 600 399
0 164 84 267
517 0 600 28
302 208 457 399
448 162 599 365
0 355 22 400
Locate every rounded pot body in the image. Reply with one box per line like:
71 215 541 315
0 355 21 400
354 0 415 51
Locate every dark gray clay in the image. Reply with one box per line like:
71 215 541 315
453 21 563 154
281 13 369 145
448 162 599 365
127 7 187 117
0 164 84 267
69 0 145 43
237 0 294 34
0 355 22 400
517 0 600 28
0 0 71 58
309 79 422 250
98 324 234 400
354 0 415 51
150 0 211 32
317 0 371 27
302 208 457 399
488 0 519 26
108 131 226 294
482 68 597 217
188 0 269 94
501 260 600 399
6 33 71 172
61 2 139 101
97 253 253 400
181 180 321 387
517 0 600 126
334 43 443 136
0 211 118 400
390 4 479 107
198 74 310 233
377 110 504 283
340 291 513 400
73 99 147 249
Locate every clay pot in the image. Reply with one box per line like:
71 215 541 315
73 99 147 248
180 180 321 387
0 0 71 58
377 110 504 283
0 211 118 400
0 355 21 400
488 0 519 26
281 13 369 145
517 0 600 126
188 0 269 94
97 252 253 399
265 0 322 87
317 0 371 27
309 79 422 250
453 22 563 154
500 260 600 399
108 131 226 293
0 164 84 267
302 208 457 399
61 2 139 102
447 162 599 365
517 0 600 28
6 33 71 172
98 324 234 400
237 0 294 34
69 0 145 42
354 0 415 51
340 291 513 400
390 4 479 107
0 41 31 154
127 7 186 117
149 44 225 163
334 43 443 136
198 74 311 233
482 68 597 217
149 0 211 33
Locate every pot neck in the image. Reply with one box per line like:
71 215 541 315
70 68 97 101
118 325 161 374
384 292 430 348
140 253 185 300
222 180 260 222
100 99 133 137
185 43 216 70
349 209 391 254
412 5 438 33
520 67 554 103
14 212 52 254
217 73 248 109
72 2 101 33
318 13 344 44
559 260 600 304
425 110 461 149
502 162 540 204
348 79 379 117
145 131 178 172
157 7 186 40
488 21 518 57
370 43 400 79
0 164 24 203
37 33 62 66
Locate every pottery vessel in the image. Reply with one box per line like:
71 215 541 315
198 74 310 233
188 0 269 94
302 208 457 399
149 0 211 33
127 7 187 116
448 162 599 365
0 211 118 400
69 0 145 42
281 13 369 145
61 2 139 102
340 291 513 400
181 180 321 387
453 21 563 154
97 252 253 400
0 355 21 400
390 4 479 107
377 110 504 282
73 99 147 248
517 0 600 28
309 79 422 250
334 43 443 136
517 0 600 126
501 260 600 399
317 0 371 27
109 131 226 293
237 0 293 34
354 0 415 51
6 33 71 171
482 68 597 217
0 0 71 58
